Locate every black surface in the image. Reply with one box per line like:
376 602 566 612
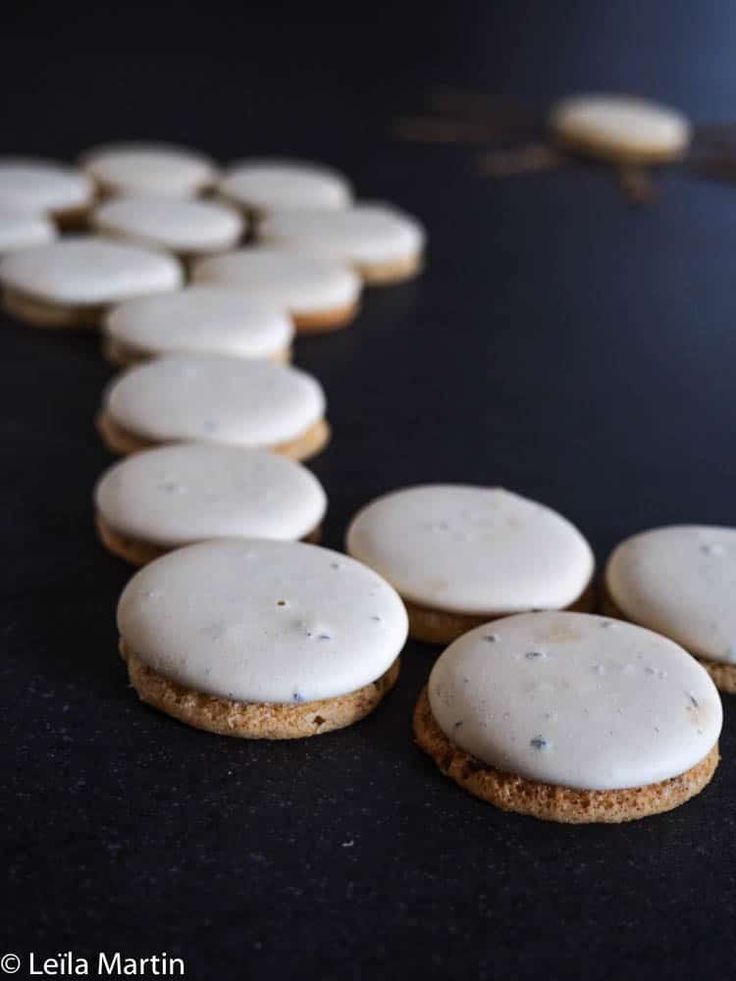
3 2 736 978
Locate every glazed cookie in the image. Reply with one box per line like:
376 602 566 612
192 246 361 333
0 237 183 328
604 525 736 692
549 94 691 164
415 611 721 823
117 538 408 738
102 286 294 365
98 353 329 461
0 205 56 256
92 195 244 260
94 443 327 564
346 485 595 644
218 159 352 216
0 158 94 225
258 202 426 284
81 142 217 198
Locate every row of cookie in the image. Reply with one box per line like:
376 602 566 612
114 526 723 825
95 466 736 696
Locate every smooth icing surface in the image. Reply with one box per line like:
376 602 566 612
429 611 722 790
117 538 408 703
93 195 244 254
82 143 217 197
95 443 326 546
0 158 93 213
550 95 690 156
0 206 57 254
0 236 183 305
104 353 325 447
219 160 352 212
605 525 736 665
192 246 360 315
347 486 594 615
104 285 293 360
259 203 426 266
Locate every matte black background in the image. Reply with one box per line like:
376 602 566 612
3 2 736 978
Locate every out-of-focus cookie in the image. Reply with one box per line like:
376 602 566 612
97 353 329 461
0 236 183 328
346 485 595 643
0 205 56 256
117 539 408 738
219 159 352 217
549 94 691 164
604 525 736 692
415 611 722 823
102 286 294 365
192 246 361 333
258 202 426 284
81 142 217 198
92 195 244 260
94 443 327 565
0 158 94 226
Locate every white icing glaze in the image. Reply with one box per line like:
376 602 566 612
0 158 93 213
192 246 360 316
429 611 722 790
95 443 326 547
219 159 352 213
0 236 183 305
550 94 690 157
92 196 244 255
346 485 594 615
259 202 426 266
81 143 217 197
104 353 325 448
103 286 293 360
605 525 736 665
117 538 408 703
0 206 56 254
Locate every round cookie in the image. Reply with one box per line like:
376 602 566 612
415 611 722 823
94 443 327 564
0 236 183 328
81 142 217 198
0 205 56 256
604 525 736 692
192 246 361 333
0 158 94 226
218 159 352 216
549 94 691 165
98 353 329 461
117 538 408 738
346 485 595 643
102 285 294 365
92 195 244 260
258 202 426 285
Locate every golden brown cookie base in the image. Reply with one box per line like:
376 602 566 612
413 687 719 823
554 131 687 166
293 301 359 334
3 288 104 328
101 336 292 367
405 580 596 645
96 411 331 463
95 511 322 566
600 585 736 694
125 646 400 739
358 251 423 286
